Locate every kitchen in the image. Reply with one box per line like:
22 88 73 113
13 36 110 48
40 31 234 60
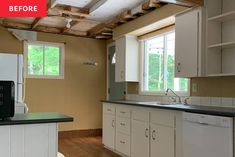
0 0 235 157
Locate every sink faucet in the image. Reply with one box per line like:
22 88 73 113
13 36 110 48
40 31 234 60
165 88 182 103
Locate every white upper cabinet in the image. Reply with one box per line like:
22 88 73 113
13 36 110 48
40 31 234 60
175 7 206 78
115 35 139 82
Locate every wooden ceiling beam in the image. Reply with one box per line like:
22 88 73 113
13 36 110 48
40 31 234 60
142 0 164 10
49 15 99 24
49 6 90 17
159 0 203 7
1 21 87 37
31 18 43 29
89 0 108 13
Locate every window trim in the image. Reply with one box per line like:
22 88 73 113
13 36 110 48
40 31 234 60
139 31 190 96
24 41 65 79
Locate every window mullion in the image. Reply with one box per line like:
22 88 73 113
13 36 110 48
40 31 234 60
43 45 45 75
163 33 168 91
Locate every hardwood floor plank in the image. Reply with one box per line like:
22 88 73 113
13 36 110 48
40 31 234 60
59 136 121 157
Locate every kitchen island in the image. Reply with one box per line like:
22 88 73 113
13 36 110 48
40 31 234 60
0 112 73 157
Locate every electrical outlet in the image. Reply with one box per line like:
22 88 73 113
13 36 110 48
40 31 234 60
192 83 198 93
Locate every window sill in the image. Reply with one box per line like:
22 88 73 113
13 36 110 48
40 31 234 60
139 91 190 97
25 75 64 80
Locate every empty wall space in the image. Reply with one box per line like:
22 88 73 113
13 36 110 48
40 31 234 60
0 26 107 131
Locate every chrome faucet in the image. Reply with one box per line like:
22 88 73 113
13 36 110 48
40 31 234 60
165 88 182 103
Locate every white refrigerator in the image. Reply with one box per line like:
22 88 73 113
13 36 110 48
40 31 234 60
0 53 27 113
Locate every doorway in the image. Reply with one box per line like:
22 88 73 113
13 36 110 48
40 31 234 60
108 44 126 100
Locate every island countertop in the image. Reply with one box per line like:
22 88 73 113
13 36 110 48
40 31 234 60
0 112 73 126
102 100 235 117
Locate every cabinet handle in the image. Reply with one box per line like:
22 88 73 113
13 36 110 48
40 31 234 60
120 122 126 126
145 128 149 138
177 63 181 73
107 109 112 112
120 111 126 114
152 130 156 140
112 120 115 128
120 140 126 144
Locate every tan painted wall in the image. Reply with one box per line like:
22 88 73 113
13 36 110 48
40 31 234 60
0 26 23 53
0 26 106 131
191 77 235 97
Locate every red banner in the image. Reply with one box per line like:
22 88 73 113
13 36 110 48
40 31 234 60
0 0 47 17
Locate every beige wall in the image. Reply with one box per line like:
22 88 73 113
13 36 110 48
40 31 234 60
0 26 106 131
191 77 235 97
0 26 23 53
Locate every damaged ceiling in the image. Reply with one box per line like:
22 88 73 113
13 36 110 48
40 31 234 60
0 0 203 39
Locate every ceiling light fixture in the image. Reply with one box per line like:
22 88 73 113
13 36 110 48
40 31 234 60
66 19 73 28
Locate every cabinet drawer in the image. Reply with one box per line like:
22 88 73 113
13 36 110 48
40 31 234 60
116 106 131 118
103 103 115 115
116 117 130 135
132 107 149 122
116 133 130 156
150 109 175 127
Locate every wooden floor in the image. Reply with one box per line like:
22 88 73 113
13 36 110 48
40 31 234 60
59 136 121 157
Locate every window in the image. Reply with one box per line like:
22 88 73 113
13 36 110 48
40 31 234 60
141 31 189 95
24 41 64 79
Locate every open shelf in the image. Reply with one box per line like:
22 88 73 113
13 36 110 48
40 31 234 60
208 11 235 22
207 73 235 77
208 41 235 49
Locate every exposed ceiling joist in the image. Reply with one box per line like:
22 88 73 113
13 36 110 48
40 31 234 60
64 29 87 36
1 21 87 37
50 15 98 24
159 0 203 7
88 0 166 38
49 6 90 17
31 18 43 29
89 0 108 13
142 0 163 10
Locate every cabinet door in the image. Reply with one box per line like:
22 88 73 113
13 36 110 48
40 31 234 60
175 9 200 77
150 124 174 157
25 124 50 157
115 37 125 82
0 126 10 157
103 114 115 149
131 120 150 157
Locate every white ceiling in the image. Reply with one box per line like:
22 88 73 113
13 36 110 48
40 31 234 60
54 0 94 8
53 0 146 22
89 0 145 22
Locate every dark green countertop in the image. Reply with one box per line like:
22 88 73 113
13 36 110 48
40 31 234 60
0 112 73 125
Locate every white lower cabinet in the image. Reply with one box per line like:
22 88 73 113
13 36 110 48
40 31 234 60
116 132 131 156
0 123 57 157
103 114 115 149
150 124 174 157
131 120 149 157
102 103 179 157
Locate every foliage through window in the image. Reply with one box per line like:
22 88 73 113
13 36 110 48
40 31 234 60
25 41 64 79
142 31 189 94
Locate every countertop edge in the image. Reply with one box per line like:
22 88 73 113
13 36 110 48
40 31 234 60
0 112 74 126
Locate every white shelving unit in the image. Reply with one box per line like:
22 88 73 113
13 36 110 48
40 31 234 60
206 0 235 76
208 11 235 22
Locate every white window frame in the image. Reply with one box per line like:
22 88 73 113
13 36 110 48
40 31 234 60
139 31 190 96
24 41 65 79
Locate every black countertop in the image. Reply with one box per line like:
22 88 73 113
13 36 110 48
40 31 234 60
102 100 235 117
0 112 73 125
